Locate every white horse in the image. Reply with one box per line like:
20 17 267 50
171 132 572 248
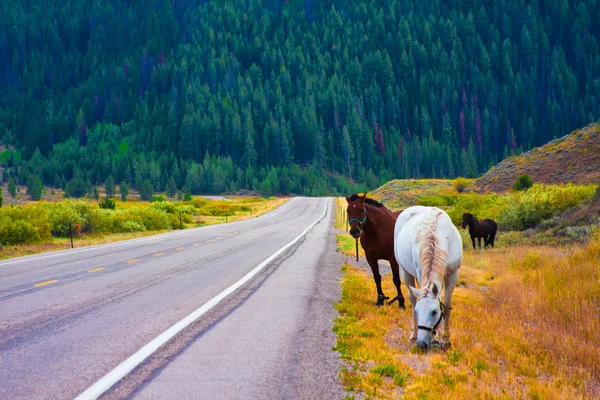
393 206 462 349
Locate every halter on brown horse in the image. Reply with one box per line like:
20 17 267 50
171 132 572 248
346 193 405 309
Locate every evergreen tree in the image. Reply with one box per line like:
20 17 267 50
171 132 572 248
8 178 16 198
140 180 154 201
27 176 43 201
105 175 116 198
120 181 129 201
165 176 177 198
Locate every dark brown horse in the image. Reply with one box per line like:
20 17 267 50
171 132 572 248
461 213 498 249
346 193 405 309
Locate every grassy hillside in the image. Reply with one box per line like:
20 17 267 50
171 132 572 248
368 179 461 210
474 122 600 193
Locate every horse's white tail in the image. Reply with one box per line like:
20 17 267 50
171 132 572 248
415 209 448 288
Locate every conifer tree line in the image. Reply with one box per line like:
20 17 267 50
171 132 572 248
1 0 599 197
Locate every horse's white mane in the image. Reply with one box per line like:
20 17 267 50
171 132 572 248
414 209 447 295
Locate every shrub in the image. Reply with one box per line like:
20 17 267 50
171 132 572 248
452 177 469 193
121 220 146 233
99 198 116 210
513 174 534 191
0 204 52 244
497 184 596 230
593 184 600 203
417 195 448 207
151 195 166 203
446 193 504 225
0 219 41 245
46 201 89 236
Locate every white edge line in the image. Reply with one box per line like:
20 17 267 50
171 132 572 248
0 198 298 268
75 198 329 400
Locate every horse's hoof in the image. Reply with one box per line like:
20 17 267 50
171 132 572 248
409 338 417 345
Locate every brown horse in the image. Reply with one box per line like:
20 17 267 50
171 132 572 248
346 193 405 309
461 213 498 249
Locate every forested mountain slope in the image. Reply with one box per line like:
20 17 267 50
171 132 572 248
1 0 599 196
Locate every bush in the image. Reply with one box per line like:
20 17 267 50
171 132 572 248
0 219 41 245
452 177 470 193
0 204 52 244
513 174 534 191
151 195 166 203
121 220 147 233
46 201 90 236
446 193 504 225
99 198 116 210
417 195 448 207
497 184 596 230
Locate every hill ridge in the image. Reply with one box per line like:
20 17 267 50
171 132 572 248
474 122 600 193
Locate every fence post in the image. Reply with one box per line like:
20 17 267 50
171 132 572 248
226 211 228 223
179 211 182 230
70 222 74 249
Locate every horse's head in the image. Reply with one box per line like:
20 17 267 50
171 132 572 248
409 283 444 350
346 193 367 239
461 213 475 229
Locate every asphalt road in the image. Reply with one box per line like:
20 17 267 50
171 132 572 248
0 197 343 400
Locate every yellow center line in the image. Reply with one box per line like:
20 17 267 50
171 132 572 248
34 280 58 287
127 259 139 263
206 239 213 243
226 234 232 237
193 243 199 247
154 252 164 256
234 232 239 234
176 247 184 251
88 268 105 273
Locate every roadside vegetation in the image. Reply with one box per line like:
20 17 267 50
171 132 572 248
0 195 286 259
334 180 600 398
371 179 598 246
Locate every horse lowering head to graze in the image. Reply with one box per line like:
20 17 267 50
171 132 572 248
346 193 405 309
461 213 498 250
394 206 463 350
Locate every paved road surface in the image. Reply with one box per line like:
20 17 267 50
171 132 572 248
0 197 343 399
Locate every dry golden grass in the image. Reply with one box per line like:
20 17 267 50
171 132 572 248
0 230 170 260
334 219 600 398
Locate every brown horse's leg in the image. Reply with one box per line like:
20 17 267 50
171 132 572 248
387 257 406 309
471 236 476 250
477 237 482 250
366 255 388 306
